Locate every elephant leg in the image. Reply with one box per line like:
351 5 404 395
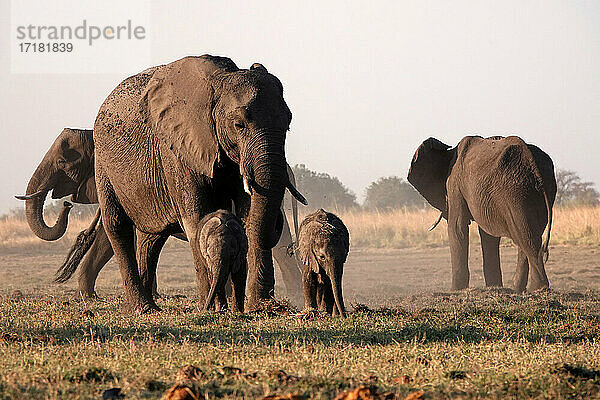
136 230 168 300
478 226 503 287
302 267 317 310
526 237 549 291
77 220 113 298
324 284 336 315
513 247 529 294
272 214 302 297
216 286 228 312
448 198 471 290
97 169 156 312
231 262 247 313
316 283 327 313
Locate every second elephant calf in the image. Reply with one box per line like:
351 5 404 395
298 209 349 317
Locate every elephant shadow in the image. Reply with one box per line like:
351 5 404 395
18 313 595 346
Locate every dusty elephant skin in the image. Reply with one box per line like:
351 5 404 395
407 135 556 293
17 128 303 300
92 55 306 313
196 210 247 312
298 209 349 317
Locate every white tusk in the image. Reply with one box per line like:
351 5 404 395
428 212 443 231
243 177 253 195
15 190 47 200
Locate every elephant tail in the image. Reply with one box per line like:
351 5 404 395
54 207 101 284
541 190 553 263
203 272 220 311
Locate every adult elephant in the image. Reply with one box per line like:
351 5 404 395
407 136 556 293
16 127 303 301
93 55 305 312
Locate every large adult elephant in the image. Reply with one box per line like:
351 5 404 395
407 135 556 293
93 55 305 312
16 127 303 302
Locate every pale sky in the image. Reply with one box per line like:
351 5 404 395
1 1 599 213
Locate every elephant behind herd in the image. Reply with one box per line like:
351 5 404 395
16 55 557 314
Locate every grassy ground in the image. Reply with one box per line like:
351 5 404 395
1 289 600 399
1 206 600 399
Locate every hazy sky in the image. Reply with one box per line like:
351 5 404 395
1 1 599 213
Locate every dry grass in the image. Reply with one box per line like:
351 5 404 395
339 206 600 249
1 206 599 251
0 214 92 252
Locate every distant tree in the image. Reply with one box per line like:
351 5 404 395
555 169 600 206
364 176 427 211
292 164 358 211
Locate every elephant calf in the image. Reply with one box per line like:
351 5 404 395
197 210 248 312
408 135 556 293
298 209 349 317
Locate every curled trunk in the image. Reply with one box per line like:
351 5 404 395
24 164 72 241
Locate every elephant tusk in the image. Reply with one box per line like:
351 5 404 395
243 176 253 196
286 181 308 206
428 212 443 231
15 190 47 200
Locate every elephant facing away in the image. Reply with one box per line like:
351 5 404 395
197 210 247 312
16 127 304 302
407 136 556 293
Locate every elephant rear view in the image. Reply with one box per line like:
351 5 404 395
197 210 247 313
408 136 556 293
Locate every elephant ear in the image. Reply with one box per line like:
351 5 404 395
74 176 98 204
298 226 318 273
407 137 453 214
141 56 238 178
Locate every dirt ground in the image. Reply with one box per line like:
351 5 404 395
1 243 599 306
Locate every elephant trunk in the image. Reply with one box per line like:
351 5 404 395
241 132 288 307
329 266 346 318
21 162 72 241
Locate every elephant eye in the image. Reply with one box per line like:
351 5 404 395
319 254 326 260
234 120 246 130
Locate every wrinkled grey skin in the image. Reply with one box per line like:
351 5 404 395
94 55 305 312
17 129 304 302
298 209 349 317
197 210 247 312
407 136 556 293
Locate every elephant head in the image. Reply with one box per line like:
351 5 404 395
15 128 95 241
298 209 349 317
140 55 305 301
407 137 455 220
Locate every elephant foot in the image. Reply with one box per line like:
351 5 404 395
139 302 161 314
299 307 319 321
245 296 272 313
123 296 161 314
78 290 100 300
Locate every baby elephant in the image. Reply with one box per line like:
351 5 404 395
298 209 349 317
197 210 248 312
